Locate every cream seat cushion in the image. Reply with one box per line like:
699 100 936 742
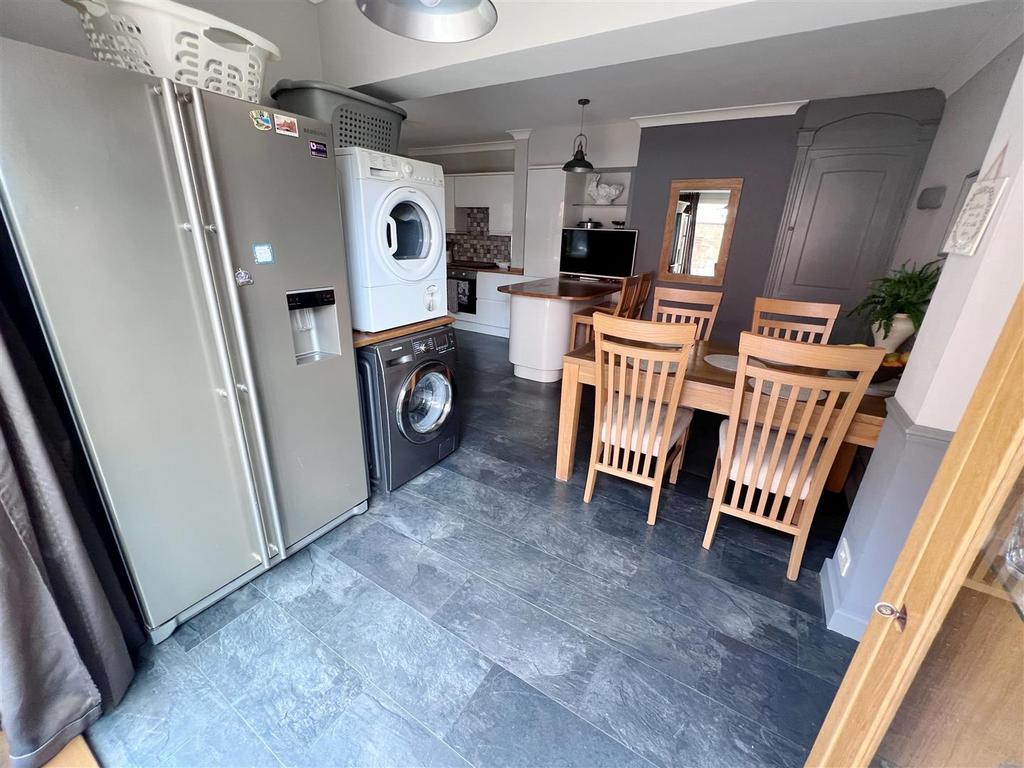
600 400 693 456
717 419 818 499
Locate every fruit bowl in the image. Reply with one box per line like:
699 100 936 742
872 351 909 383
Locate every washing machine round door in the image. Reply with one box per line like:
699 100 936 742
376 187 443 282
396 361 455 443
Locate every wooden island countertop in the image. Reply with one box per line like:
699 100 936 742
497 277 622 301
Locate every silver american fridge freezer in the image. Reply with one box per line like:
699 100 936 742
0 39 369 642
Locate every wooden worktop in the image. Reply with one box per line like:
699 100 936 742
352 315 454 349
447 264 525 275
497 277 622 301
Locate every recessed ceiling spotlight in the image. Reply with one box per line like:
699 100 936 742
357 0 498 43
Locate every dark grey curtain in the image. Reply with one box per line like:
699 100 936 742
0 300 142 768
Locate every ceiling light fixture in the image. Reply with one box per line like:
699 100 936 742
563 98 594 174
357 0 498 43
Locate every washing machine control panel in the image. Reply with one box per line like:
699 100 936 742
412 330 456 357
378 329 456 365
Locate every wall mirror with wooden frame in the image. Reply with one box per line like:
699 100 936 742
659 178 743 286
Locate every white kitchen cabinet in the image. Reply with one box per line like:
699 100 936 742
523 167 569 277
443 175 455 233
450 173 514 235
451 271 534 338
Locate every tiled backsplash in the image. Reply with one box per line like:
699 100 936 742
446 207 511 263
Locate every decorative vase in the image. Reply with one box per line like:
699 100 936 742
586 174 624 205
872 313 915 352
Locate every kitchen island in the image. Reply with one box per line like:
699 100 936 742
497 276 621 382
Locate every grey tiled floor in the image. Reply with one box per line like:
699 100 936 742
87 330 857 768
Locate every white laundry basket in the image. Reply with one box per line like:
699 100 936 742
63 0 281 103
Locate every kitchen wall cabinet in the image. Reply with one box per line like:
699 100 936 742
448 173 514 235
444 176 455 233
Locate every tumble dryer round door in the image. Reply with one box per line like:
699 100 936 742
375 186 443 282
396 361 455 444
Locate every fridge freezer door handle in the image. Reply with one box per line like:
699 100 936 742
185 86 289 561
157 79 272 570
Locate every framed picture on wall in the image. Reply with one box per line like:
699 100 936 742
938 171 978 257
942 172 1008 257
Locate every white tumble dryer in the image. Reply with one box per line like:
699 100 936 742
335 147 447 332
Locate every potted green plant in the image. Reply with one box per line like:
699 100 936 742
851 259 943 352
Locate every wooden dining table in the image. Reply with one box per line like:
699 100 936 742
555 338 887 488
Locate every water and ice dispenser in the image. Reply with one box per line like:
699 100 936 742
287 288 342 365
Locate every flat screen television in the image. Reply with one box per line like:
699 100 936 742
559 228 638 279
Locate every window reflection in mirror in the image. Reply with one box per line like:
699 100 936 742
659 178 742 286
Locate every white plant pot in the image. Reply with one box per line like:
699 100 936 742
872 313 915 352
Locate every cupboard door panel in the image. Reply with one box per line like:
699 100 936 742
524 168 567 277
778 150 919 306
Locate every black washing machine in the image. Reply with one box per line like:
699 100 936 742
357 326 460 491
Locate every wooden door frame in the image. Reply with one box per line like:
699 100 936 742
808 288 1024 766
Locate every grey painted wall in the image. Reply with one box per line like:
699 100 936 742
629 116 798 344
822 401 952 639
889 36 1023 269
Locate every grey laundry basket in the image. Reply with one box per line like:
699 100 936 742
271 79 407 153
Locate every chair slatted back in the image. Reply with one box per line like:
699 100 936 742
591 313 696 478
609 274 644 318
630 272 654 319
652 287 723 340
715 332 882 527
751 297 840 344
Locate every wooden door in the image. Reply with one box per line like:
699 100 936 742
808 289 1024 766
774 149 920 305
766 109 937 341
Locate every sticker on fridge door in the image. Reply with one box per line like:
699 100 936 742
273 113 299 137
253 243 275 264
309 140 329 159
248 109 273 131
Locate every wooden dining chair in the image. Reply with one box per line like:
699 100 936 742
652 287 723 340
703 332 884 579
569 273 645 347
751 297 840 344
630 272 653 319
585 312 698 525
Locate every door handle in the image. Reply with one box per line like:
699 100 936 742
385 216 399 256
159 79 272 571
188 86 289 563
874 601 908 632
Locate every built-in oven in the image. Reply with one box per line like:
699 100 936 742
447 269 477 315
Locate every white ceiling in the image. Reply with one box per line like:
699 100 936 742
394 0 1023 148
2 0 1020 152
343 0 1014 103
316 0 750 92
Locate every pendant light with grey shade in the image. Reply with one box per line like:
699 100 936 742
563 98 595 173
357 0 498 43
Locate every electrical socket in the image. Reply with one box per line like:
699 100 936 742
836 537 852 577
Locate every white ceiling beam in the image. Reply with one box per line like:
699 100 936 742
631 100 808 128
406 139 516 156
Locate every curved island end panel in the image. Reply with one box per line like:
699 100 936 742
497 277 622 382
